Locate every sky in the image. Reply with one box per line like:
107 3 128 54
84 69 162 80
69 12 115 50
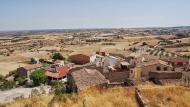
0 0 190 31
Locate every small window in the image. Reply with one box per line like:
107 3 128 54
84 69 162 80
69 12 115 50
156 66 161 71
164 67 168 71
131 70 133 74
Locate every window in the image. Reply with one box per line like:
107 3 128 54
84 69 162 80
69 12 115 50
164 67 168 71
156 66 161 71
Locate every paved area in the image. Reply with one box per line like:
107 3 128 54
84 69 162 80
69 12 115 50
0 86 51 104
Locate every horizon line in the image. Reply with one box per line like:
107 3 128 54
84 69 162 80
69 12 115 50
1 25 190 32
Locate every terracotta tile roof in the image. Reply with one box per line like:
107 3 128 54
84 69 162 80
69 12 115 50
69 54 90 64
45 66 68 79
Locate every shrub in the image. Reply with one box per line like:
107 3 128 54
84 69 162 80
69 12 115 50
52 53 65 60
182 55 190 58
150 50 154 55
101 42 116 45
142 42 148 46
0 80 16 90
159 50 164 56
30 69 46 86
0 75 5 81
160 48 165 51
51 81 66 96
16 77 27 85
165 53 169 57
146 49 151 52
171 53 175 57
29 58 37 64
176 33 188 38
39 58 45 63
30 89 40 97
129 47 137 52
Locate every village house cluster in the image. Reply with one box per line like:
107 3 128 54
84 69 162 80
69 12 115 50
15 48 190 92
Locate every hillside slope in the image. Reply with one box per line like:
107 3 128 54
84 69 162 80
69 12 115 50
2 85 190 107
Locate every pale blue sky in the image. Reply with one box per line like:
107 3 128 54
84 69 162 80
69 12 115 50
0 0 190 31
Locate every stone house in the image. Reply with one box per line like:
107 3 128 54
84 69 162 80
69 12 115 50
101 55 132 83
16 64 42 78
134 60 173 80
45 65 68 83
67 67 108 92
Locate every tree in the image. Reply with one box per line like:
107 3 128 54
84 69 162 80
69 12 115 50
176 33 188 38
52 53 65 60
30 58 37 64
39 58 45 63
142 42 148 46
0 75 5 81
30 69 46 86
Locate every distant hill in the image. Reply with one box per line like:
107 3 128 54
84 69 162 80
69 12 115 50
1 26 190 37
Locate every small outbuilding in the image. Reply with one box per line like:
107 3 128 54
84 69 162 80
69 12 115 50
16 64 42 78
134 60 173 80
67 67 108 92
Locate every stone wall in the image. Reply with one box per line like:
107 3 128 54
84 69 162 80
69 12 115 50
149 71 182 79
107 71 129 83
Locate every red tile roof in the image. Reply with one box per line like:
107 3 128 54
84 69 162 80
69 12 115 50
45 66 68 79
69 54 90 64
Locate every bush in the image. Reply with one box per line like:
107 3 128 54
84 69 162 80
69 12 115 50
160 48 165 51
146 49 151 52
165 53 169 57
150 50 154 55
29 58 37 64
16 77 27 85
171 53 175 57
142 42 148 46
101 42 116 45
0 80 16 90
30 89 40 97
0 75 5 81
176 33 188 38
51 81 66 96
182 55 190 58
129 47 137 52
30 69 46 86
39 58 45 63
159 50 164 56
52 53 65 60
